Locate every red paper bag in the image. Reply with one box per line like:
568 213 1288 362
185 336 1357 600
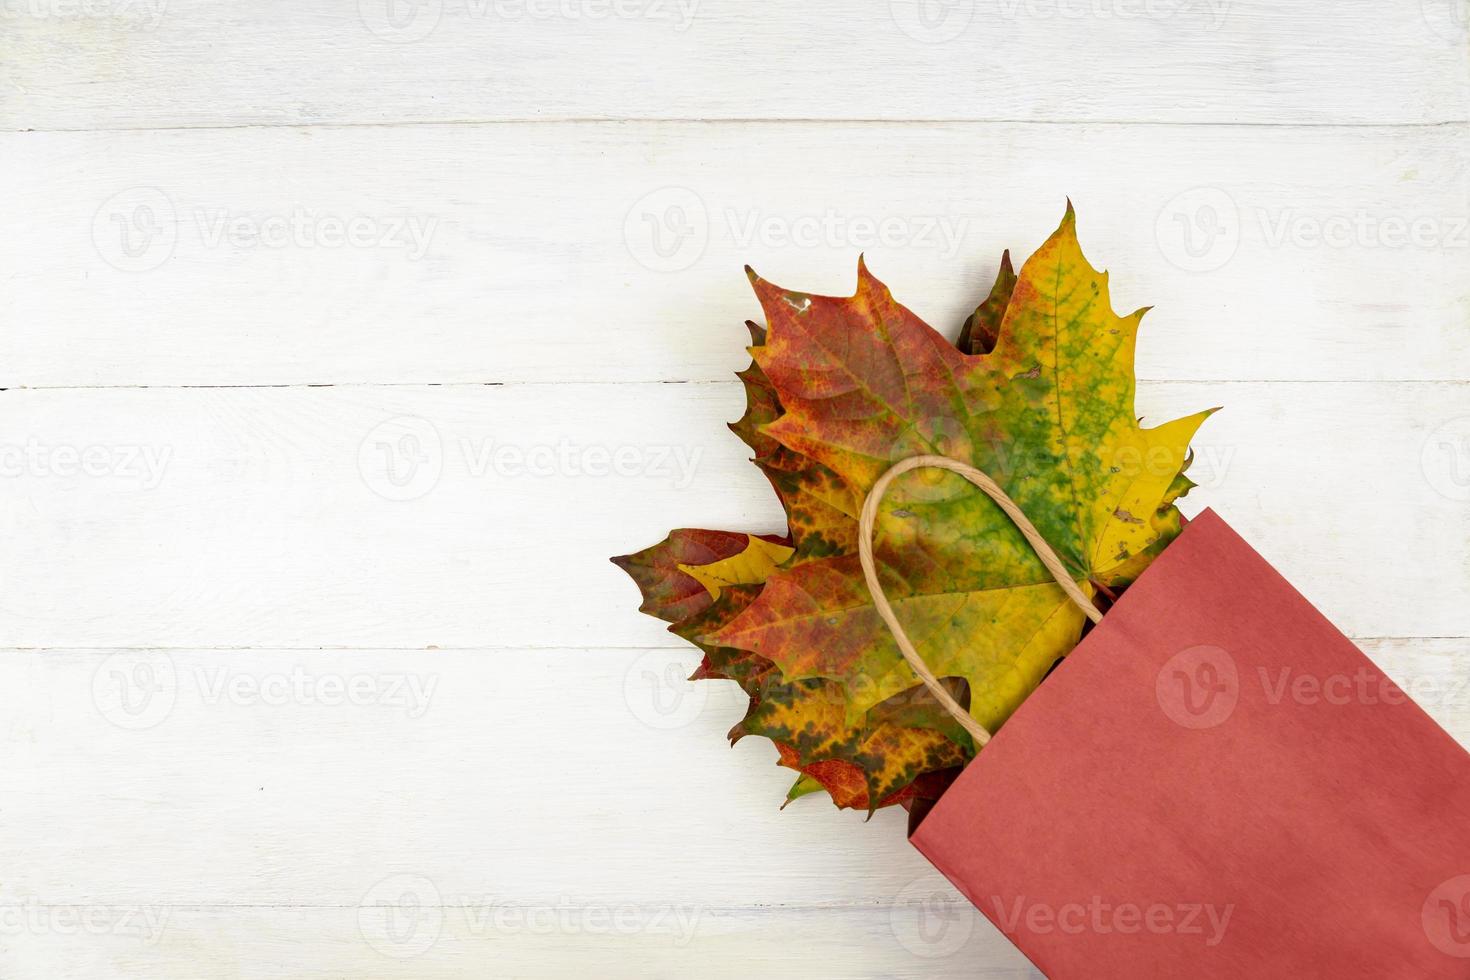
910 509 1470 977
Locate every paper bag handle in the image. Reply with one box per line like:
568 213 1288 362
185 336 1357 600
858 454 1104 748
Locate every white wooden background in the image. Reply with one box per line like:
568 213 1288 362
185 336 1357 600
2 2 1469 977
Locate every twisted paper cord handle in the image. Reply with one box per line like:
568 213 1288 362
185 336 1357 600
857 455 1105 748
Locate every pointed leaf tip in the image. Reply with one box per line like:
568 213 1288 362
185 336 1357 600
854 253 894 303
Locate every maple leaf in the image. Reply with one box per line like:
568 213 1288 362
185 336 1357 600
610 529 787 624
667 563 970 810
745 679 971 806
616 301 1008 810
956 250 1016 356
707 205 1212 732
679 535 793 601
731 321 862 564
613 208 1211 812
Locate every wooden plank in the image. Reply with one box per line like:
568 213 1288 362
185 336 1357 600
0 380 1464 650
4 122 1469 388
0 902 1042 979
2 641 1464 913
2 0 1467 130
0 647 933 908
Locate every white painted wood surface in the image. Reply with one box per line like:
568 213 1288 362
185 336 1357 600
2 1 1469 977
6 123 1470 387
4 0 1470 129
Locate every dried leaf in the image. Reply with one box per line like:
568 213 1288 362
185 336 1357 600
610 529 760 624
957 250 1016 355
614 208 1211 811
710 206 1211 730
679 536 794 601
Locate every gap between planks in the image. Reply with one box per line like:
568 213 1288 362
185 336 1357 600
3 379 1468 392
0 638 1462 653
9 118 1470 136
